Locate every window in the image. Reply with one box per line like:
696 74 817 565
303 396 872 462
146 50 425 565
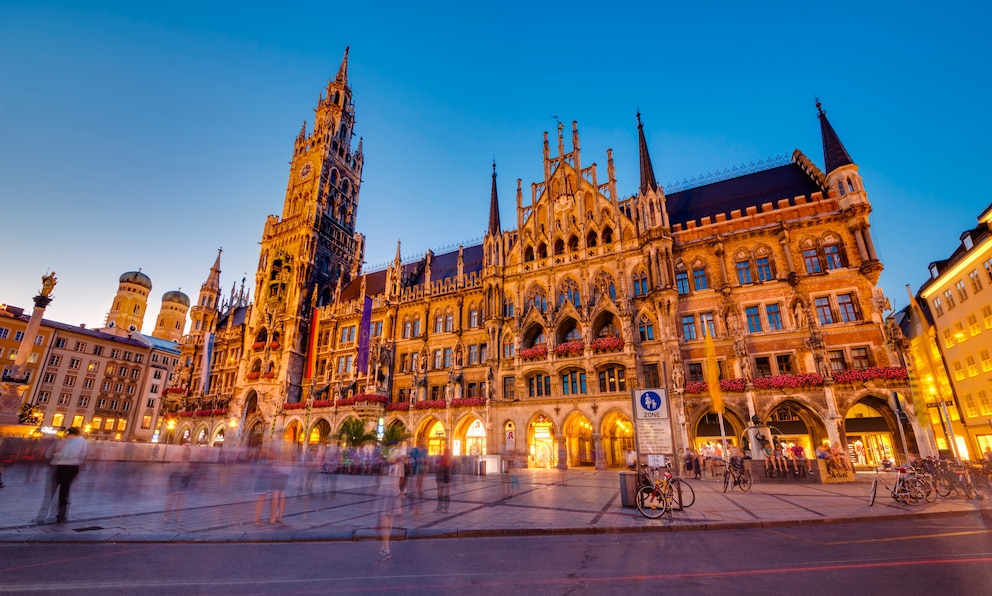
340 326 355 343
111 349 120 359
434 314 443 334
766 304 783 330
944 289 956 309
956 280 968 302
372 321 383 337
754 357 772 377
851 347 872 369
110 399 119 410
412 319 421 337
561 370 587 395
443 348 453 368
970 270 983 293
130 368 140 379
969 314 980 336
676 271 690 295
14 331 24 342
933 298 944 316
56 338 67 349
745 306 762 333
469 309 481 328
134 354 143 364
35 334 44 345
101 381 111 391
42 372 56 384
49 355 62 367
964 394 978 417
117 366 127 377
503 376 515 400
403 321 412 339
114 383 123 393
0 327 7 339
943 329 954 349
755 257 773 282
967 356 979 376
336 355 353 374
150 384 159 394
953 361 965 381
528 374 552 397
643 363 659 388
633 271 648 296
63 376 76 387
87 361 99 373
687 363 704 383
53 413 65 427
126 385 135 395
142 416 152 429
122 401 131 411
93 345 103 356
123 351 132 361
444 313 454 332
774 354 793 374
38 391 50 403
503 299 515 318
828 350 846 372
681 315 697 340
980 391 992 416
984 306 992 329
837 293 859 323
823 245 843 270
503 342 514 358
58 393 71 405
638 316 654 341
78 395 90 407
981 350 992 372
803 248 822 274
468 345 479 365
814 297 834 325
91 416 102 429
693 268 708 290
598 366 626 392
700 313 715 339
72 415 84 428
433 350 442 370
986 258 992 282
83 378 94 389
559 279 582 308
736 261 753 285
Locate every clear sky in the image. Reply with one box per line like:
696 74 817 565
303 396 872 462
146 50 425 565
2 1 989 331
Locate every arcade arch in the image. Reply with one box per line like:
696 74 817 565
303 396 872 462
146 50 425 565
601 410 634 467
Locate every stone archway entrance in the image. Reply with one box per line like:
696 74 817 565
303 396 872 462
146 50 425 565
693 408 747 455
246 420 265 448
766 400 828 458
844 395 917 466
418 418 447 456
309 419 331 445
284 420 303 445
563 411 595 467
601 411 634 467
454 416 487 456
528 414 556 468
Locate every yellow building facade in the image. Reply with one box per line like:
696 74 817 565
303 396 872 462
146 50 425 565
916 203 992 460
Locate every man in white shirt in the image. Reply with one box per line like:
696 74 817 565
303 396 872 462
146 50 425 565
38 427 88 523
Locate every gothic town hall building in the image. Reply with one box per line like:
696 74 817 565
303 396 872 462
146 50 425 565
164 49 921 470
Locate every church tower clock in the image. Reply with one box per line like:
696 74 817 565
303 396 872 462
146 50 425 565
241 48 366 410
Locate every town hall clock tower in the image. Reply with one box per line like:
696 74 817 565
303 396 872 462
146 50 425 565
239 48 366 417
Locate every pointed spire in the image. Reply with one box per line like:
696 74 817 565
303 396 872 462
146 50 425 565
637 112 659 194
335 46 350 85
298 121 307 139
203 248 222 293
817 99 854 173
394 239 402 264
487 161 501 236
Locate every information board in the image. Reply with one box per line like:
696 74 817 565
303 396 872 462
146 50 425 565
632 388 674 455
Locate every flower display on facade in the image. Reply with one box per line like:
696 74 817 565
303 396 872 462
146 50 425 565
520 345 548 360
269 341 280 349
555 340 584 357
283 402 306 411
590 336 624 353
335 393 388 407
450 396 487 408
245 372 261 380
263 371 276 379
386 402 410 411
251 342 265 351
751 373 825 390
683 378 747 394
164 387 186 395
832 366 908 384
412 399 448 410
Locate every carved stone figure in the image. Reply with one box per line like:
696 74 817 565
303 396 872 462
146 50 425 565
40 272 57 297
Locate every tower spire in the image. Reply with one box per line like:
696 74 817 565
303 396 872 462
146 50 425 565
335 46 350 85
816 99 854 173
204 248 222 293
487 161 501 236
637 112 659 194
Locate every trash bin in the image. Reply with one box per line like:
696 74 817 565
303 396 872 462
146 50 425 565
476 459 487 475
619 471 638 507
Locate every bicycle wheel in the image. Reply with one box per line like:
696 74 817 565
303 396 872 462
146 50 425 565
964 481 976 500
723 471 731 493
922 477 938 503
675 479 696 508
636 485 668 519
869 477 878 506
935 473 953 497
739 470 752 492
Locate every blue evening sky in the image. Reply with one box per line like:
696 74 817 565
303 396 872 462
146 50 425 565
1 1 989 331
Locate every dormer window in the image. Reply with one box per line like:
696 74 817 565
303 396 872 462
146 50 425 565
963 234 974 250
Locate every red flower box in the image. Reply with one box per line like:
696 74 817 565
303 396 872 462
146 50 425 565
246 372 261 380
833 366 908 384
555 340 584 357
386 402 410 411
412 399 447 410
591 336 624 353
252 342 265 351
269 342 280 349
450 397 487 407
263 371 276 379
520 345 547 361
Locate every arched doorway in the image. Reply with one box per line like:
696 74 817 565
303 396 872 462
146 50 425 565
529 413 556 468
246 420 265 448
283 420 303 445
309 419 331 445
212 426 225 446
693 408 747 455
563 411 594 466
766 400 828 458
454 416 487 456
844 395 917 466
178 426 192 445
601 410 633 467
419 418 447 456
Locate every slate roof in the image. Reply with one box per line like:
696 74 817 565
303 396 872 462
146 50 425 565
666 162 825 227
341 244 485 301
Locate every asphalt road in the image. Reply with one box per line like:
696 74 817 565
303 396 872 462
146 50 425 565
2 517 990 595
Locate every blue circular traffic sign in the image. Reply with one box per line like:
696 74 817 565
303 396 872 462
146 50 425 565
640 391 662 411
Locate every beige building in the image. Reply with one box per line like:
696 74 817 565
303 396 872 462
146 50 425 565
916 203 992 460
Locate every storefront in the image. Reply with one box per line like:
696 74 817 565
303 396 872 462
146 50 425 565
602 411 633 467
564 412 595 466
423 419 447 456
454 417 486 456
844 401 894 466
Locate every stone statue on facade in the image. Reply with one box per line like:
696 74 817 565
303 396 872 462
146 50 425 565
670 351 685 392
40 272 57 296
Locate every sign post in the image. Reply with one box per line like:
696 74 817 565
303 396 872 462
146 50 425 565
631 388 675 464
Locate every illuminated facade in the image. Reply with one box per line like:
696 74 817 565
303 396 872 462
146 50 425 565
914 203 992 460
165 52 918 468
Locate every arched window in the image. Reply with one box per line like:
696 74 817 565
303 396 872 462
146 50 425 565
593 271 617 303
568 235 579 252
638 315 655 341
558 278 581 308
587 231 598 247
524 246 535 262
525 285 548 314
602 227 614 244
554 238 565 255
632 269 648 297
561 368 587 395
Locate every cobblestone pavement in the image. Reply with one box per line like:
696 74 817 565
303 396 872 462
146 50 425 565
0 462 987 543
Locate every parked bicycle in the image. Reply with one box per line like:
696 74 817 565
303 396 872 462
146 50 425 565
869 466 925 506
636 463 695 508
723 459 752 493
935 460 976 499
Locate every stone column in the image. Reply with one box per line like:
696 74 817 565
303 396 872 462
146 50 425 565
592 431 606 470
1 276 55 428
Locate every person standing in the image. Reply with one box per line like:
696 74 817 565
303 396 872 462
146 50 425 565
377 451 404 561
435 448 452 512
38 427 88 523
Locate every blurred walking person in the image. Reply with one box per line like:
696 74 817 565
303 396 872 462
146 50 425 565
435 448 452 512
36 427 88 524
376 451 404 561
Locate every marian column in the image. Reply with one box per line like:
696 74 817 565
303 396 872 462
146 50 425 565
0 273 56 427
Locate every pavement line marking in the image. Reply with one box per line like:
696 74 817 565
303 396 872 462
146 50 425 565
764 493 826 516
588 492 619 525
763 528 992 546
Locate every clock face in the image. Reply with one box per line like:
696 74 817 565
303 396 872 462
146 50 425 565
299 163 313 180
